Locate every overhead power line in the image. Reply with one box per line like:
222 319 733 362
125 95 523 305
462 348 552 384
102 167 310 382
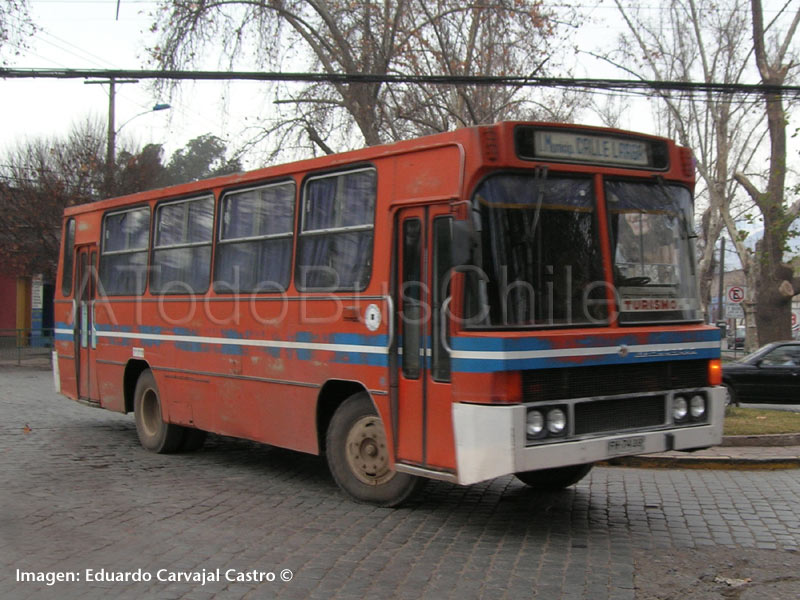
2 68 799 97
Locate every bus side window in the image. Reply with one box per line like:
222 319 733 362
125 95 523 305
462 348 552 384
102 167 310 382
151 196 214 294
61 218 76 297
99 207 150 296
215 181 295 293
297 168 376 291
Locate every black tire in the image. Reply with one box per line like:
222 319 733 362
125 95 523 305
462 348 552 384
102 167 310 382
515 463 594 490
723 383 738 407
179 427 207 452
326 393 423 507
133 369 184 453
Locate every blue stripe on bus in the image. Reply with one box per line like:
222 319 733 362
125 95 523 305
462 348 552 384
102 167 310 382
451 345 720 373
57 322 718 372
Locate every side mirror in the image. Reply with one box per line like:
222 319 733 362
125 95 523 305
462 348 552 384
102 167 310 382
452 220 478 266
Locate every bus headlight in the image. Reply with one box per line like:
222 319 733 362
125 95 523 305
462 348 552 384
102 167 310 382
673 396 688 422
547 408 567 435
526 410 544 438
690 394 706 420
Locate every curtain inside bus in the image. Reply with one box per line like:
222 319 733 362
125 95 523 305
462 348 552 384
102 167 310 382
464 174 607 327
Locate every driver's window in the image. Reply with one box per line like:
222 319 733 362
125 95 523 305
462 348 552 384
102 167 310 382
760 347 797 367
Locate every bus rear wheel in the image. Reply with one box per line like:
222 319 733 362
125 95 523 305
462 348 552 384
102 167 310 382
326 393 422 507
133 369 184 453
515 463 594 490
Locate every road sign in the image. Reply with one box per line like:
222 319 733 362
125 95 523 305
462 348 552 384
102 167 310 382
727 286 745 304
725 304 744 319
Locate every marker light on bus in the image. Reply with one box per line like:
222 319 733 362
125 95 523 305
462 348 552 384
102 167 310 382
708 359 722 386
679 147 695 178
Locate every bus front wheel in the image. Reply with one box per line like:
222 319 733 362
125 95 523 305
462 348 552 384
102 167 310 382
133 369 184 453
515 463 594 490
326 393 422 507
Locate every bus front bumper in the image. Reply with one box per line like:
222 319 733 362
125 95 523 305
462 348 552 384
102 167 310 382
452 387 725 485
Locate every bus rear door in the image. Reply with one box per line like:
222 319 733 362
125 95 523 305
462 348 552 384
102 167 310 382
74 244 99 402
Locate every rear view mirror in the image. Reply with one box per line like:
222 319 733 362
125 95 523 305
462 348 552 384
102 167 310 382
452 220 478 266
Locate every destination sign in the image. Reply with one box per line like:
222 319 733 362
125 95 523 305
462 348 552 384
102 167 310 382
533 131 650 167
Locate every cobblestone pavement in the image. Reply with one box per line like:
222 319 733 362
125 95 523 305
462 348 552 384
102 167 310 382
1 367 798 600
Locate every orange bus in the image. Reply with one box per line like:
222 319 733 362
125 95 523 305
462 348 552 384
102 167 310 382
54 122 724 506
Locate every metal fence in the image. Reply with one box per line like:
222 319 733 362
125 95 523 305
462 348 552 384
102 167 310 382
0 329 54 365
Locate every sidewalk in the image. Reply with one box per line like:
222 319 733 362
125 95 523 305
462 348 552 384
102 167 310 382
606 434 800 470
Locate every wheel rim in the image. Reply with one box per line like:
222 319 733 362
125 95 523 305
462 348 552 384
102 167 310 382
345 415 394 486
723 386 732 407
140 388 161 438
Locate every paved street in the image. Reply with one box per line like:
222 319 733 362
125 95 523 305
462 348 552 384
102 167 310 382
1 366 798 599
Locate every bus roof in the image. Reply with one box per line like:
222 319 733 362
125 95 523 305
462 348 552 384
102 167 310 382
64 121 677 217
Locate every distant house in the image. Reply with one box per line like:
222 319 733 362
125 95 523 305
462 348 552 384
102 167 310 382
0 272 31 332
0 183 53 343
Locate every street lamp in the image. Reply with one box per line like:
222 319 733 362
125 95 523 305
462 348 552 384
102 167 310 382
106 101 171 196
116 103 172 134
86 77 172 196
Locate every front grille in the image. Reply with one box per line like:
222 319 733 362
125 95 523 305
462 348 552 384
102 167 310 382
521 360 708 402
573 396 665 435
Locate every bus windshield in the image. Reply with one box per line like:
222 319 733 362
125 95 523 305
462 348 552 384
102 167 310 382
463 175 702 328
607 180 701 323
465 174 607 327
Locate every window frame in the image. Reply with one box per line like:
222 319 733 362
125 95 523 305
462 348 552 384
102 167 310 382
61 218 76 297
463 170 608 330
605 178 702 326
214 179 297 294
296 166 377 292
150 194 215 295
99 205 151 297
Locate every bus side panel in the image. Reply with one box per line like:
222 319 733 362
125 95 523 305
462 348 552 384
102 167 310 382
425 380 457 469
95 361 125 412
157 371 319 455
54 335 77 400
392 144 464 201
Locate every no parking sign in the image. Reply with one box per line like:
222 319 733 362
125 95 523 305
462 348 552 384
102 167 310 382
727 286 745 304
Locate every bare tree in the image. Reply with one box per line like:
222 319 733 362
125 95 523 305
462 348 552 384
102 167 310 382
149 0 577 156
732 0 800 344
0 0 36 63
602 0 778 347
0 119 163 279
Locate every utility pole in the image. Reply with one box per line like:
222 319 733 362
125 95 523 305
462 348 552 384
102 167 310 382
716 236 726 323
84 77 138 197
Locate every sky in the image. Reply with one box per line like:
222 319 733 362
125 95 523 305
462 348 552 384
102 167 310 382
0 0 637 165
0 0 277 163
0 0 794 173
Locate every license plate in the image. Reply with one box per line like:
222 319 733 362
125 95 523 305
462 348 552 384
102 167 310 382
607 436 645 456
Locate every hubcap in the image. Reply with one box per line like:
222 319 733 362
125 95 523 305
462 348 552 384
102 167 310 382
345 416 394 486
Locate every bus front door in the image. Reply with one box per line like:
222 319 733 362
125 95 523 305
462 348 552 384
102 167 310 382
74 245 99 402
393 206 455 471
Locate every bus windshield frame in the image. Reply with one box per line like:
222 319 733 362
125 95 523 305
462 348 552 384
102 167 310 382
462 172 702 329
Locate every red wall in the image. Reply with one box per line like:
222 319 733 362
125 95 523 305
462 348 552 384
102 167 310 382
0 274 17 330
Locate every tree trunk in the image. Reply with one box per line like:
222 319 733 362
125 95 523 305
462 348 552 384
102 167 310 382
753 237 795 343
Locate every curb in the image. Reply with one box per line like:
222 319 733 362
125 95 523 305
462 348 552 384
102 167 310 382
722 433 800 447
600 455 800 470
600 433 800 470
